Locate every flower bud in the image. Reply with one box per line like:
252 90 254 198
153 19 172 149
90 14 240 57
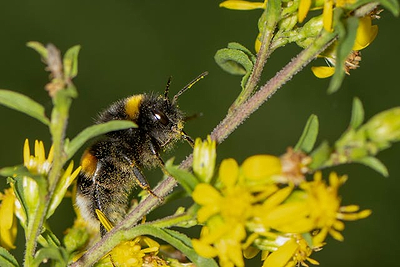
193 136 217 183
364 107 400 145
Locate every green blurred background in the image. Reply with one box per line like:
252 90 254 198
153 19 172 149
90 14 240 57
0 1 399 266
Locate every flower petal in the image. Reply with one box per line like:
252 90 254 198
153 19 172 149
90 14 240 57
219 158 239 187
322 0 333 32
311 66 335 78
353 16 378 51
242 155 281 181
263 238 297 267
193 183 222 205
298 0 312 23
220 1 266 10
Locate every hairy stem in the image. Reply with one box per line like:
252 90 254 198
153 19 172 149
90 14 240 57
230 0 281 111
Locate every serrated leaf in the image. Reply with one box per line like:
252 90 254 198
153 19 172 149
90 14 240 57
309 141 332 170
63 45 81 80
165 158 199 194
214 47 253 76
294 114 319 153
0 247 19 267
350 97 364 129
327 13 359 94
65 120 137 161
27 41 48 60
355 156 389 177
0 90 50 125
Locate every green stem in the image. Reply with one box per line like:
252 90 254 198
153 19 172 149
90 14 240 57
23 92 71 266
230 0 280 111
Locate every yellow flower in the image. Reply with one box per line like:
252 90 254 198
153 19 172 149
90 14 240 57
22 139 81 219
251 185 314 234
0 188 17 250
95 209 165 267
301 172 371 244
311 16 378 78
298 0 355 31
262 234 319 267
192 218 246 267
219 0 267 10
23 139 54 175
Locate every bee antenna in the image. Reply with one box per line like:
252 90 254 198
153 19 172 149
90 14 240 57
172 71 208 104
164 76 173 99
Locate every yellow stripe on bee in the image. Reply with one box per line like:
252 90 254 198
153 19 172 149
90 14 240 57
125 94 143 120
80 150 98 176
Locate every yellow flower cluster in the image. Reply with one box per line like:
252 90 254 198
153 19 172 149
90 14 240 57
0 139 80 251
191 154 371 267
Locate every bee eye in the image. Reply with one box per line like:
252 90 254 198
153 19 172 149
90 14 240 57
153 110 169 126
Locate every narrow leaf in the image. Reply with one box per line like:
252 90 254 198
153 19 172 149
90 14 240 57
65 120 137 161
309 141 332 170
0 90 50 125
27 41 48 60
136 225 218 267
294 114 319 153
355 156 389 177
327 14 359 93
0 247 19 267
350 97 364 129
165 158 199 194
63 45 81 79
33 247 68 267
378 0 399 16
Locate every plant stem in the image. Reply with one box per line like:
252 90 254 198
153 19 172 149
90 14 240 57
230 0 280 111
23 93 71 266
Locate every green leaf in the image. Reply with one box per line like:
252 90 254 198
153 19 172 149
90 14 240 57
214 46 254 76
65 120 137 161
327 12 359 94
377 0 399 16
0 247 19 267
0 165 41 180
0 90 50 125
227 42 257 64
33 247 68 267
136 225 218 267
355 156 389 177
309 141 332 170
350 97 364 129
294 114 319 153
27 41 48 60
63 45 81 80
165 158 199 194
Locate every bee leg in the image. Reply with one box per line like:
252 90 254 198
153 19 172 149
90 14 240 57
132 164 163 202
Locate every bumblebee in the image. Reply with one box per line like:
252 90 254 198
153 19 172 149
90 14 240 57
76 73 207 234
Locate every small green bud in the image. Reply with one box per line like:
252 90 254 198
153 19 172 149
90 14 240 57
296 15 324 48
22 176 40 221
364 107 400 145
193 136 217 183
64 225 89 253
278 14 298 32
